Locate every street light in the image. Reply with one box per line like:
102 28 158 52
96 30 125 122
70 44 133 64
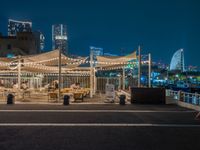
138 46 141 87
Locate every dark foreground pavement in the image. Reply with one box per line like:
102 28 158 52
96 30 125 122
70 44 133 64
0 104 200 150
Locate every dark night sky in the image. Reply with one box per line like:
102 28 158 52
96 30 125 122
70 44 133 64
0 0 200 66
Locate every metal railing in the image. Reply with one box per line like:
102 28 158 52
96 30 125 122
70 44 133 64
96 77 120 93
166 89 200 106
166 90 179 100
182 92 200 105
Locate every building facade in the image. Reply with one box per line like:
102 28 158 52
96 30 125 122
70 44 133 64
170 49 185 72
33 31 45 52
0 32 40 57
90 46 103 59
8 19 32 36
52 24 68 54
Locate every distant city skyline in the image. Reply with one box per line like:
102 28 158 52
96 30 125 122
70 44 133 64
7 19 45 52
0 0 200 67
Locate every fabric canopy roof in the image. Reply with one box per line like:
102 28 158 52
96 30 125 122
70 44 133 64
0 50 89 73
0 50 138 73
96 51 137 68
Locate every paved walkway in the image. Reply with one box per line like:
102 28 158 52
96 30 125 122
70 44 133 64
0 104 199 150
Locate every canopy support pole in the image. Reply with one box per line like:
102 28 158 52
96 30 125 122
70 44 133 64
122 67 125 90
118 76 121 90
58 48 62 102
90 51 94 98
94 68 97 94
17 56 21 100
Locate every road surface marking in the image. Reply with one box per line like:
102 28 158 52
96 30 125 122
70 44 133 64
0 110 196 113
0 123 199 127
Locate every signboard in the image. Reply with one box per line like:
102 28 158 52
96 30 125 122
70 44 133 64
105 84 115 102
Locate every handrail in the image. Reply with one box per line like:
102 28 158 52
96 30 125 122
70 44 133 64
166 89 200 106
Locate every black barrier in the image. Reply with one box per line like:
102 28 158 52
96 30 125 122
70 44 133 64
7 94 14 104
131 88 166 104
180 91 184 101
119 95 126 105
63 95 70 105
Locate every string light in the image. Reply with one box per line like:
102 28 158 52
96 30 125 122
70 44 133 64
0 53 152 74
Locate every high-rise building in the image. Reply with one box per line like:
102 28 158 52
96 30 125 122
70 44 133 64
33 31 45 52
52 24 68 54
8 19 32 36
90 46 103 59
90 46 103 67
40 32 45 51
0 32 40 57
170 49 185 72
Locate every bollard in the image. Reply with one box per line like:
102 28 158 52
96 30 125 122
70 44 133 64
180 91 184 101
7 94 14 104
63 95 70 105
119 95 126 105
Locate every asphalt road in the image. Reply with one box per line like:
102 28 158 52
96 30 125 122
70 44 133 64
0 104 200 150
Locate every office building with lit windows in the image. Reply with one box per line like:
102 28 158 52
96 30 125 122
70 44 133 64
33 31 45 52
90 46 103 59
0 32 40 57
8 19 32 36
52 24 68 54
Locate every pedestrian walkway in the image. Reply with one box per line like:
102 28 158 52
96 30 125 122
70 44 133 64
0 103 199 150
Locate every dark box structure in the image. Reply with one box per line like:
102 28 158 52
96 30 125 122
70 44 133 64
131 88 166 104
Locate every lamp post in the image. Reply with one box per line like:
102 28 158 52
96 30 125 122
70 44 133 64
122 67 125 90
167 66 169 81
138 46 141 87
148 53 151 88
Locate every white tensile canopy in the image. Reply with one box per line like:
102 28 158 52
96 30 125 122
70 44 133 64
0 50 89 73
0 50 137 73
96 51 137 69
